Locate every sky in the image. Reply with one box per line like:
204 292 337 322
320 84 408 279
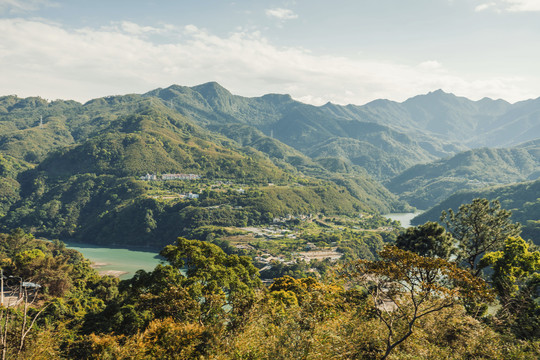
1 0 540 105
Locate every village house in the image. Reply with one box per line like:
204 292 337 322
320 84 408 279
161 173 201 180
139 173 157 181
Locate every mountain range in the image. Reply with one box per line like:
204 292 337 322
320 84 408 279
1 82 539 246
386 142 540 209
145 83 540 180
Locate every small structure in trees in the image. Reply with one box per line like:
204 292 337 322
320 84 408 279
1 276 46 360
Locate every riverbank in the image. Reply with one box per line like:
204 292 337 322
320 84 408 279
384 211 424 228
64 242 163 280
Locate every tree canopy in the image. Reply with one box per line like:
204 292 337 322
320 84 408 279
395 221 455 260
348 245 493 359
441 198 521 276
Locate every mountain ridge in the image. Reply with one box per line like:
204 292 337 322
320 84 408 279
412 178 540 244
386 144 540 209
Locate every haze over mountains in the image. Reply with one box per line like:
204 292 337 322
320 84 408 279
146 83 540 179
0 82 539 246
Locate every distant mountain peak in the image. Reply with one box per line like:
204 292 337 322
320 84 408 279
322 101 336 108
424 89 457 99
191 81 231 96
429 89 447 95
261 93 293 102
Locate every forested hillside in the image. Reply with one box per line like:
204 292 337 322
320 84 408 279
386 145 540 209
413 179 540 243
145 84 540 180
2 83 540 247
0 94 406 247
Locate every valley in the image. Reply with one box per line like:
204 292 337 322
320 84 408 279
1 83 540 359
1 83 539 266
4 1 540 357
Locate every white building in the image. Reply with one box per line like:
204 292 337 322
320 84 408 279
186 192 199 199
140 173 157 181
161 173 201 180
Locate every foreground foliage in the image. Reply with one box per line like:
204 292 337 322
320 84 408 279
349 246 494 359
1 217 539 359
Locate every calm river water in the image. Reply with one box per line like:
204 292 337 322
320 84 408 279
65 242 163 280
66 211 423 279
384 211 424 228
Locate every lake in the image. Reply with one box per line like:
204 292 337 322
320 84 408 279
384 211 424 228
65 242 163 280
66 212 423 279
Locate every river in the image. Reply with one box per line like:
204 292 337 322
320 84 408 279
65 242 163 280
66 212 422 279
384 211 424 228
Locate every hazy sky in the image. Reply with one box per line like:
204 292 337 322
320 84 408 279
1 0 540 105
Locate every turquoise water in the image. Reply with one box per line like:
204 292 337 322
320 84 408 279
384 211 424 228
66 213 424 279
65 242 163 280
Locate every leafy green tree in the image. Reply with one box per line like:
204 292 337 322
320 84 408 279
480 236 540 338
136 318 208 359
0 228 36 260
269 275 341 309
160 237 262 327
395 221 455 260
480 236 540 305
441 198 521 276
349 246 493 360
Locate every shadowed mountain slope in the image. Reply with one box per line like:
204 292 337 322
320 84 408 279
412 179 540 244
386 145 540 209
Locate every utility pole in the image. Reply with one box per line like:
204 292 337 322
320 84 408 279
1 268 4 307
39 116 43 129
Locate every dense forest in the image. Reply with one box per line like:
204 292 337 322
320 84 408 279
1 197 539 359
414 179 540 244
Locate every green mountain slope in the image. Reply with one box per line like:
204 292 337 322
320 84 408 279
0 99 406 247
145 83 540 182
206 123 326 175
145 83 461 180
0 154 31 215
36 106 289 182
412 179 540 244
306 134 433 180
386 146 540 209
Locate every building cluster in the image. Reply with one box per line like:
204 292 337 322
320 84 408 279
272 214 313 223
139 173 201 181
162 173 201 180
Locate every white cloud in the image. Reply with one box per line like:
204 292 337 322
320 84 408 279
475 2 498 11
418 60 443 70
0 0 56 13
119 21 165 36
265 8 298 20
475 0 540 12
0 18 535 105
505 0 540 11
